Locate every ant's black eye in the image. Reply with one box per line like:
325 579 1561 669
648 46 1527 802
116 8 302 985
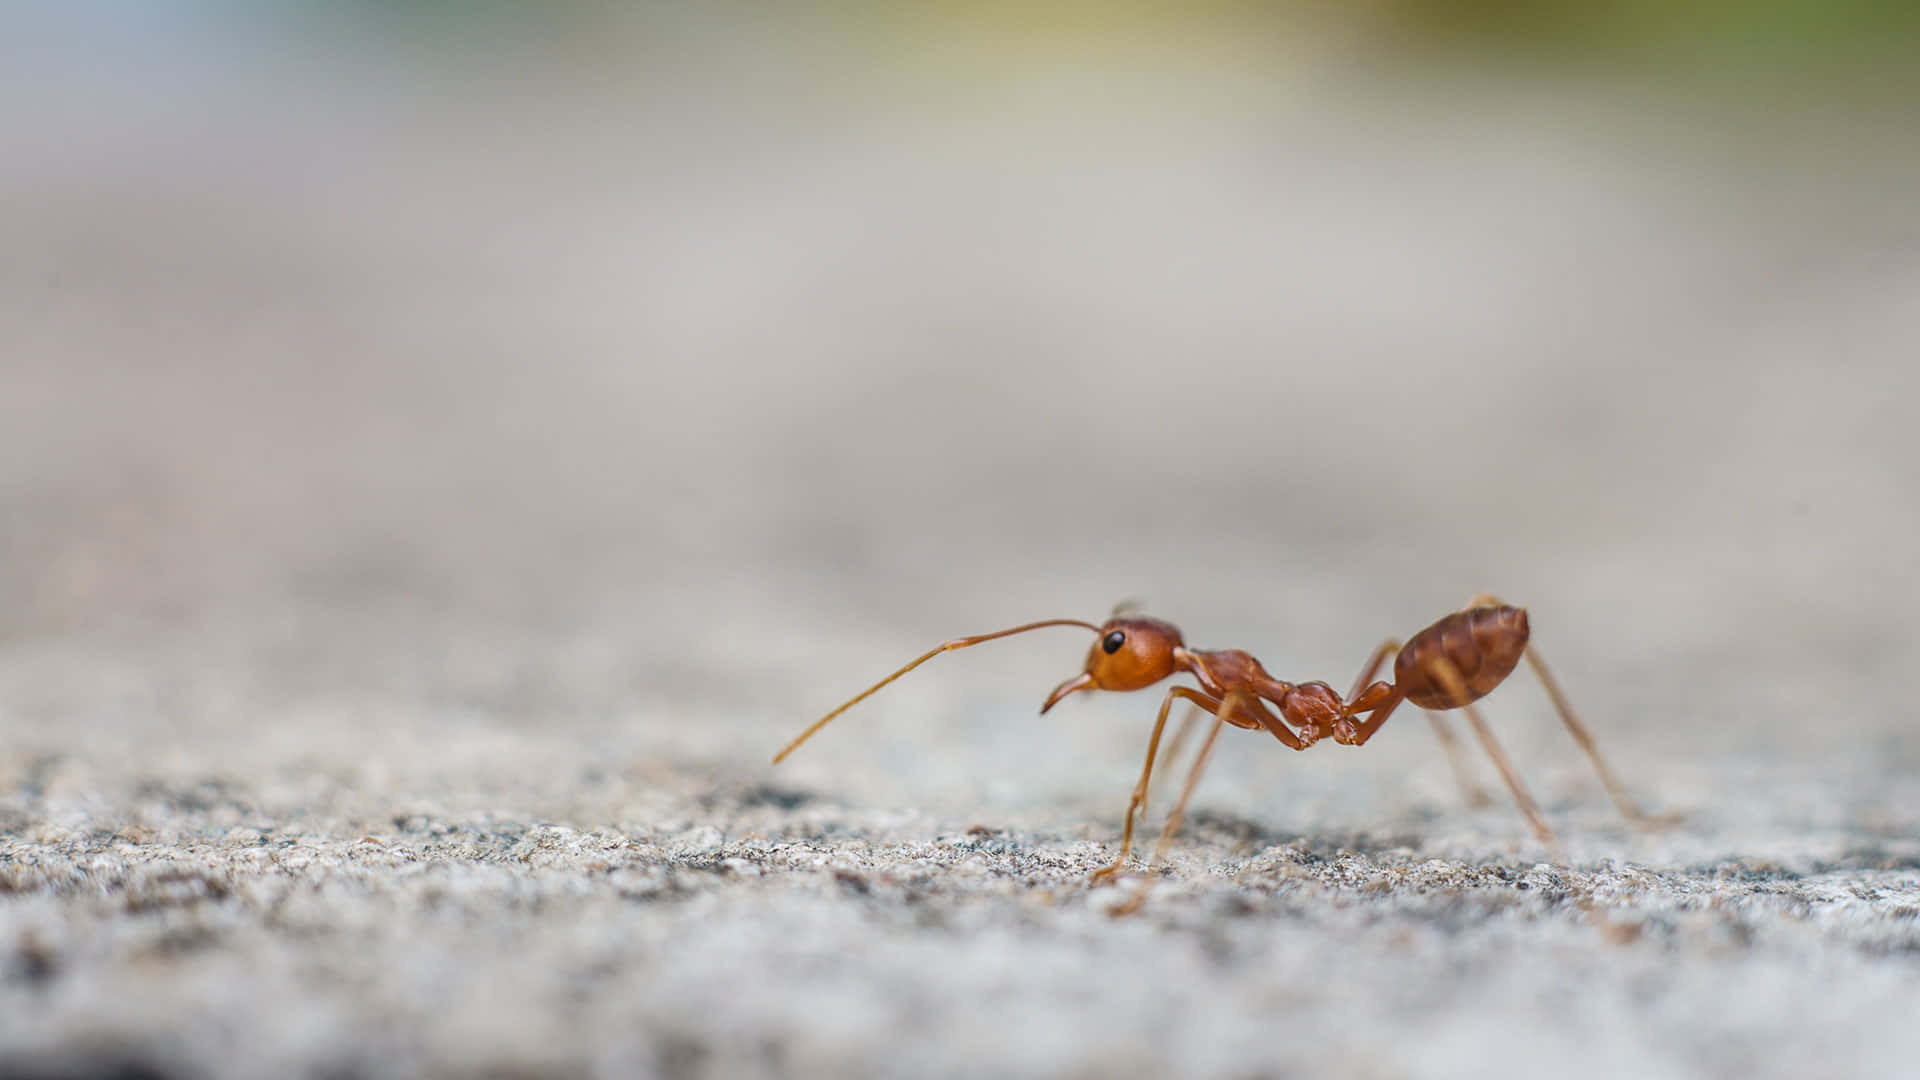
1102 631 1126 654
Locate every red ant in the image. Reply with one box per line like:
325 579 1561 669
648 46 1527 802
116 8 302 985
774 595 1664 914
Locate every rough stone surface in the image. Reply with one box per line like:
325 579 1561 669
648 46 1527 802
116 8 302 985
5 728 1920 1079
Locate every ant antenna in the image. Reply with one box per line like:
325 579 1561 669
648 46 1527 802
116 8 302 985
773 618 1101 764
1109 597 1147 618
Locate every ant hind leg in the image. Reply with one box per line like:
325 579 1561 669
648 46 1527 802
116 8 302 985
1465 593 1674 829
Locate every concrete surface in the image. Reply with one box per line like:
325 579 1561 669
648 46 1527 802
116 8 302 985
4 9 1919 1079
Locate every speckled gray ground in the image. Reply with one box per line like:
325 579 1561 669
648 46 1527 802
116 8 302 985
4 8 1919 1079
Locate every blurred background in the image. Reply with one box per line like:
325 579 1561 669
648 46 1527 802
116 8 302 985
4 0 1918 814
6 5 1920 1078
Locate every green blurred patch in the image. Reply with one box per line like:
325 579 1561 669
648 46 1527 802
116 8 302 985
306 0 1920 85
1380 0 1920 65
863 0 1920 73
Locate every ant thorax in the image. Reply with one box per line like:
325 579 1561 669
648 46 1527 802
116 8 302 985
1183 648 1279 697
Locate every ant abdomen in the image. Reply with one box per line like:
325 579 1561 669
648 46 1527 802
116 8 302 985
1394 605 1530 710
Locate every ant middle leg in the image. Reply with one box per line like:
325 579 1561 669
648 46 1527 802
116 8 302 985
1332 639 1489 804
1425 653 1561 852
1423 713 1493 807
1090 686 1221 886
1465 593 1669 827
1460 704 1561 853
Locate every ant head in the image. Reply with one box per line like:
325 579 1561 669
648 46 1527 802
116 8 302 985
1040 616 1185 713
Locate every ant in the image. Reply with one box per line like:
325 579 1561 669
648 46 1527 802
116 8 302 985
774 595 1665 914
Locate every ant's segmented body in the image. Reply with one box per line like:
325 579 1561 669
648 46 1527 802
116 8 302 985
775 596 1662 913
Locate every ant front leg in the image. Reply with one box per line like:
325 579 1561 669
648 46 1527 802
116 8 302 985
1112 690 1253 916
1090 686 1222 886
1145 702 1207 809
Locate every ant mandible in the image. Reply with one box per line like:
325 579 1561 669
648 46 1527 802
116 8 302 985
774 595 1664 914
